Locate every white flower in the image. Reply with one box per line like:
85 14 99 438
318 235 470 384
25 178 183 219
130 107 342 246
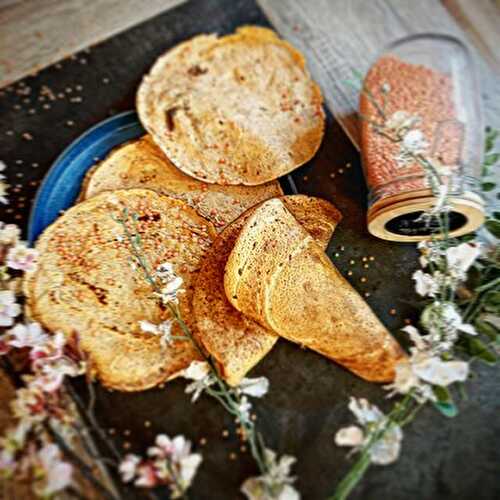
348 397 383 426
334 426 364 447
421 301 477 353
446 243 481 280
402 129 428 153
413 357 469 387
430 184 450 214
7 322 48 348
181 361 216 402
32 357 85 392
36 444 73 497
385 111 419 132
155 262 176 281
6 243 38 272
178 452 203 488
139 319 174 348
237 396 252 424
149 435 202 488
369 424 403 465
412 270 439 297
0 290 21 327
149 434 190 461
238 377 269 398
338 398 403 466
0 223 20 246
381 82 391 94
154 263 184 305
146 434 202 496
30 331 67 369
417 240 443 268
385 326 469 402
241 448 299 500
182 361 211 381
119 454 141 482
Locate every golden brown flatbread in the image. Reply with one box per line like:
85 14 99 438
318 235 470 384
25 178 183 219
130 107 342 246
224 199 405 382
24 189 216 391
80 135 283 231
193 195 341 386
137 26 325 185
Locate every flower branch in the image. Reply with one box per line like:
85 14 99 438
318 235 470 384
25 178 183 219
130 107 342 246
114 211 299 500
329 77 499 499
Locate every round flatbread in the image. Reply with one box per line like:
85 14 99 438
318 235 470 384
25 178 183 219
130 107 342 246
80 135 283 230
137 26 325 185
24 189 216 391
193 195 341 386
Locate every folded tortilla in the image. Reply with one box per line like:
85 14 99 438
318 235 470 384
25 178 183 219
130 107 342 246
224 199 406 382
193 195 341 385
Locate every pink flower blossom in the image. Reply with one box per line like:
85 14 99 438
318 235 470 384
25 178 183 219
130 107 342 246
35 444 73 497
119 454 141 483
30 332 66 368
0 290 21 327
135 462 158 488
7 322 48 349
6 244 38 272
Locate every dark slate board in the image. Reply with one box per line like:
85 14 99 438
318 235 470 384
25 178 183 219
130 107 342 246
0 0 499 499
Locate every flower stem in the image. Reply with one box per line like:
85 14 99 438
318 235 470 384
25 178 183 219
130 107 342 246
114 212 271 484
330 450 372 500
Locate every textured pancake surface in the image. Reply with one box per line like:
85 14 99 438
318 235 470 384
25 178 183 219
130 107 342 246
224 199 406 382
193 195 341 386
137 26 325 185
80 135 283 230
24 189 216 391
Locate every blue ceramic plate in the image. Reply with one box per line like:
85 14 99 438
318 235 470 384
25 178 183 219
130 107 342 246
28 110 298 244
28 111 145 243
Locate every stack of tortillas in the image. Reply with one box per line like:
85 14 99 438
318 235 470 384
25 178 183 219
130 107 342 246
25 26 405 391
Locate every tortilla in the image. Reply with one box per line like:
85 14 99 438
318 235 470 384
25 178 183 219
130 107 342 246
137 26 324 185
24 189 216 391
80 135 283 231
224 199 406 382
193 195 341 385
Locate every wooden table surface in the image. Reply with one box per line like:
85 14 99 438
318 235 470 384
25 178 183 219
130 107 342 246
0 1 499 499
1 0 500 143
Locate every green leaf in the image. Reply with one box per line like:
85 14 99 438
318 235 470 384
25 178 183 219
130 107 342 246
485 219 500 238
493 212 500 220
484 152 500 166
482 182 496 192
432 386 458 418
475 320 499 341
465 337 497 365
486 291 500 306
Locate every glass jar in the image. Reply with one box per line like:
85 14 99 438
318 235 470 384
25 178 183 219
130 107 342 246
360 33 485 242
